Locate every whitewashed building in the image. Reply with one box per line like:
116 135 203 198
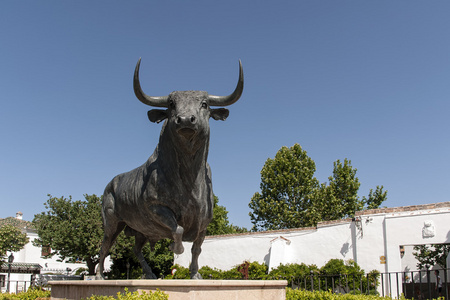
0 213 111 293
175 202 450 296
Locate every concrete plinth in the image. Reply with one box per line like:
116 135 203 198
50 279 287 300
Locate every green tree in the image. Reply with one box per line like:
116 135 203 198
249 144 320 231
249 144 387 231
327 159 362 218
32 194 103 275
412 244 450 269
316 159 361 221
316 160 387 221
362 185 387 210
0 225 29 261
207 196 248 236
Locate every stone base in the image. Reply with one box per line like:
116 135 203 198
49 279 287 300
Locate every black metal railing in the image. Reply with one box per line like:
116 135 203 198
379 269 449 300
273 272 380 295
272 268 449 299
220 268 448 299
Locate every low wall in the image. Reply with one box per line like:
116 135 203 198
50 279 288 300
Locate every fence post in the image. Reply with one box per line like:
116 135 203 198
419 271 422 295
444 267 449 300
395 272 400 299
310 271 314 291
365 273 369 295
360 274 363 293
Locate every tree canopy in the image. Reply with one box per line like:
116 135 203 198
0 224 29 262
249 144 387 231
249 144 320 230
32 194 103 275
412 243 450 269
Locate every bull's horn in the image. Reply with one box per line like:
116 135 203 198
133 58 169 107
208 60 244 107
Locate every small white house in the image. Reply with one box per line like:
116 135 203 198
0 213 112 293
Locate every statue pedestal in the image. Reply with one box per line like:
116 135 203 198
50 279 287 300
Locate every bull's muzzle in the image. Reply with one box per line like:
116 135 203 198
175 115 197 139
176 115 197 125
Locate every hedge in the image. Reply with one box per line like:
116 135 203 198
287 289 393 300
0 288 50 300
84 288 168 300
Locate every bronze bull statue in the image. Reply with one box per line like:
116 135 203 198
96 59 243 279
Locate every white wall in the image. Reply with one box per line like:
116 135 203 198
175 202 450 296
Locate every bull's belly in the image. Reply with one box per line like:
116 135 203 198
118 205 210 243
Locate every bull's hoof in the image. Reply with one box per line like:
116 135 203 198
190 272 203 280
169 242 184 255
95 273 105 280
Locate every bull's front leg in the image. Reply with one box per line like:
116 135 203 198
169 225 184 254
151 205 185 255
190 230 206 279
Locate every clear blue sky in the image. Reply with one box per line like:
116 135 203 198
1 1 449 229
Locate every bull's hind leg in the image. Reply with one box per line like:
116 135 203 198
96 190 126 280
96 217 125 279
189 230 206 279
132 231 157 279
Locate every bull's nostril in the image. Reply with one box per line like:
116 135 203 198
190 116 196 123
176 117 181 124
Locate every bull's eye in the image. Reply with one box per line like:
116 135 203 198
169 100 175 109
201 102 208 109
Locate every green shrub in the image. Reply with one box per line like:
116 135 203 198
164 264 190 279
318 259 379 294
286 288 396 300
198 265 224 279
248 261 268 279
0 287 51 300
164 258 379 294
268 263 319 287
84 288 168 300
222 266 242 279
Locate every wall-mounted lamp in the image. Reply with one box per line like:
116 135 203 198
7 253 14 293
352 216 363 237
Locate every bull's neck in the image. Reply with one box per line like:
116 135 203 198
157 127 209 185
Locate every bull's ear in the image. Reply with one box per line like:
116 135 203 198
210 108 229 121
148 109 168 123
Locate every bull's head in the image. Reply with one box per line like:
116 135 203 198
133 59 244 142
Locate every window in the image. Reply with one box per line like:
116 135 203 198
0 275 5 287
